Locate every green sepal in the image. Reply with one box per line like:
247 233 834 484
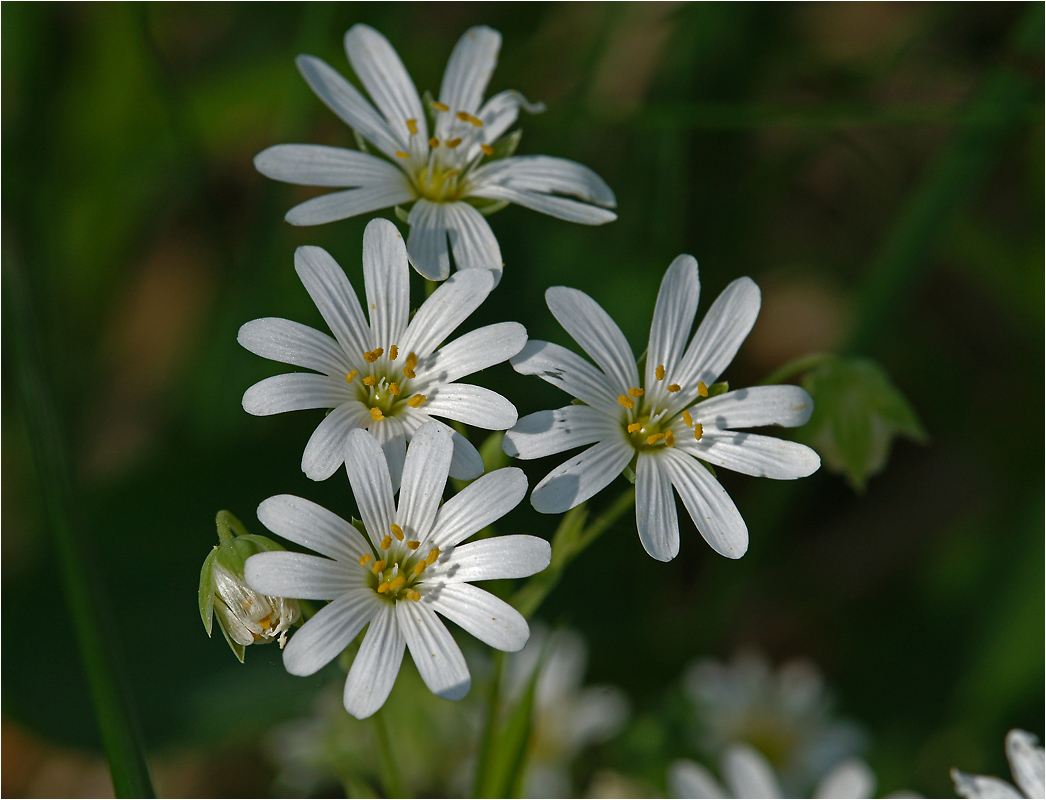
199 547 218 637
217 617 246 664
473 652 540 798
489 128 522 161
700 460 717 478
352 128 371 154
707 381 729 398
394 204 411 223
351 517 369 540
465 197 510 218
570 398 588 406
214 534 286 577
621 465 637 484
422 89 438 128
480 431 510 474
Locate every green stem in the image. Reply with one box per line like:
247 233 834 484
757 353 832 386
471 650 505 797
372 707 404 798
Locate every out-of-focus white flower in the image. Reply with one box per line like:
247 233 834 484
239 218 525 484
245 422 550 719
256 24 616 282
952 729 1045 799
504 256 819 561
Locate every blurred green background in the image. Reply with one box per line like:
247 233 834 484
2 2 1042 796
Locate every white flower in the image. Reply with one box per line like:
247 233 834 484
244 422 551 719
502 255 820 561
952 730 1045 799
239 218 525 484
255 24 617 282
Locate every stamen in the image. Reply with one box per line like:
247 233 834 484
697 381 708 397
364 347 384 362
627 422 643 433
345 369 358 383
359 553 373 566
408 394 426 408
665 430 675 447
389 345 399 360
406 589 421 602
446 138 462 148
390 523 404 541
432 101 449 112
377 581 390 593
388 382 401 395
413 561 427 577
394 151 410 159
363 375 377 386
403 352 418 379
667 384 681 393
618 395 635 409
372 559 386 575
406 118 418 135
426 547 440 565
388 575 407 592
694 423 704 441
628 387 644 397
481 144 494 156
456 111 483 127
370 407 385 421
429 136 440 148
656 365 666 381
407 540 420 550
380 535 392 550
682 410 693 427
647 433 666 445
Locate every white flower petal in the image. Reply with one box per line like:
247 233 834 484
445 201 503 281
362 218 411 348
245 551 360 600
296 54 401 158
472 89 545 150
470 155 616 207
545 286 638 392
294 245 371 358
257 494 370 562
254 144 408 187
470 183 617 225
636 453 680 562
646 255 700 396
238 318 350 376
343 604 405 719
424 383 518 430
814 759 876 799
242 373 348 416
658 449 748 559
1006 729 1045 799
503 405 620 460
722 744 782 799
283 588 379 676
302 402 370 481
396 600 471 701
430 467 528 549
285 183 414 226
400 412 485 482
429 534 550 583
509 339 620 416
952 769 1023 799
397 422 453 542
344 25 426 144
690 385 815 430
413 322 527 387
369 419 408 493
436 26 501 135
678 430 821 480
426 582 530 652
669 759 727 799
407 199 451 280
530 438 634 514
401 268 495 357
344 428 397 550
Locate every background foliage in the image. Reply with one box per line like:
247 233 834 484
2 2 1043 796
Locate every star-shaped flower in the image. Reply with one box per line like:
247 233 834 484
502 255 820 561
255 24 616 282
245 422 551 719
952 730 1045 799
239 218 525 484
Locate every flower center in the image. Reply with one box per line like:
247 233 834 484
618 364 707 451
394 109 493 204
346 345 427 422
358 522 441 603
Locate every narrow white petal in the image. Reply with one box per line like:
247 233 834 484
408 414 485 481
242 374 348 416
509 339 620 416
286 183 414 226
472 89 545 149
401 268 494 357
257 494 370 562
397 422 453 542
396 600 471 701
426 582 530 652
545 286 638 392
294 245 371 357
343 604 405 719
407 198 451 281
952 769 1023 799
445 201 503 281
424 383 518 430
503 405 621 460
255 144 407 187
722 744 782 799
430 467 528 549
296 54 401 158
531 438 633 514
344 428 396 550
413 322 527 387
436 26 501 137
362 218 411 348
344 25 426 144
470 183 617 224
669 760 727 799
690 385 815 430
814 759 876 799
245 551 360 600
1006 729 1045 799
283 589 379 676
636 453 680 562
659 449 748 559
677 431 821 480
646 255 700 398
470 155 616 207
238 318 349 376
428 534 550 583
368 419 408 493
302 402 370 481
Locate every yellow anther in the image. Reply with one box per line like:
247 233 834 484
394 151 410 159
618 394 635 409
407 540 420 550
426 547 440 565
413 561 427 577
655 365 666 381
345 369 358 383
429 136 440 148
647 433 666 445
456 111 483 126
389 345 399 360
403 352 418 379
390 523 404 541
446 137 462 148
388 382 401 396
408 394 426 408
667 384 681 393
364 347 384 362
388 575 406 592
406 118 418 135
370 407 385 421
407 589 420 602
481 144 494 156
380 535 392 550
377 581 390 593
363 375 377 386
694 423 704 441
432 101 449 112
372 559 386 575
682 410 693 428
259 614 272 631
359 553 373 566
628 387 644 397
697 381 708 397
627 422 643 434
665 430 675 447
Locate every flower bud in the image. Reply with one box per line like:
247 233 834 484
199 511 301 662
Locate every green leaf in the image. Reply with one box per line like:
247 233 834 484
473 655 539 798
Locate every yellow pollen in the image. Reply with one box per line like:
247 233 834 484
694 423 704 441
377 581 390 593
429 136 439 148
259 614 272 631
628 422 643 433
647 433 666 445
406 118 418 135
345 369 358 383
394 151 409 159
390 523 404 541
413 561 427 577
363 375 377 386
388 382 401 395
665 430 675 447
359 553 373 566
370 407 385 421
456 111 483 126
446 137 462 148
667 384 681 393
403 352 418 378
372 559 386 575
364 347 384 362
697 381 708 397
682 410 693 427
408 394 426 408
481 143 494 156
432 101 449 112
380 535 392 550
618 394 635 409
406 589 420 602
407 540 420 550
426 547 440 565
388 575 407 592
656 365 666 381
389 345 399 360
628 387 644 397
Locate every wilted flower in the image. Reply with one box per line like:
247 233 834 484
952 729 1044 799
